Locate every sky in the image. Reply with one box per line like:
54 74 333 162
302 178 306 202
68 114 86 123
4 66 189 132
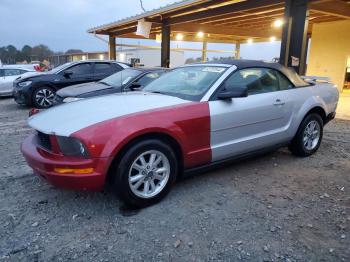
0 0 281 60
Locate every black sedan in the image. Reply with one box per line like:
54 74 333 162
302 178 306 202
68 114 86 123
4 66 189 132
53 67 168 105
13 60 129 108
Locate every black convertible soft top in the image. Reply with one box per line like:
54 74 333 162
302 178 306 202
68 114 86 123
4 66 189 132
205 59 309 87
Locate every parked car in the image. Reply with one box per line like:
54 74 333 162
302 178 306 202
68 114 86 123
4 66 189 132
21 60 339 207
13 60 129 108
54 67 168 104
0 66 36 97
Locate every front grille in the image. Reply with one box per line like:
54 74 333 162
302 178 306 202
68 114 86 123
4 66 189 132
37 131 52 151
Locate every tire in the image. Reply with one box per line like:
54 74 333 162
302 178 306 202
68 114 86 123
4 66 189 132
114 139 178 208
32 87 56 108
289 113 323 157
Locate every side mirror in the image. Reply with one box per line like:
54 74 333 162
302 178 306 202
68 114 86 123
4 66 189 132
217 86 248 100
63 70 73 78
129 82 142 91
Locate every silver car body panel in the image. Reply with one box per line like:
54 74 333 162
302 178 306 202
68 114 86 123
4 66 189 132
209 80 338 161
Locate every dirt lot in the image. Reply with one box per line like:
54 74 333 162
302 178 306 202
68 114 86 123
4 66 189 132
0 97 349 262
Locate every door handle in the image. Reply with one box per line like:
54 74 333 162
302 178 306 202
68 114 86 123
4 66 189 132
273 99 285 106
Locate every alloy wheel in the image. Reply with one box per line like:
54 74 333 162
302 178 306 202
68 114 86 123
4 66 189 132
35 88 55 107
303 120 321 150
128 150 170 199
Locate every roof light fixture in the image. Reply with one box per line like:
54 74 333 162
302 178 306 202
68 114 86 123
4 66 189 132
273 19 284 28
270 36 276 42
176 33 184 41
197 31 204 38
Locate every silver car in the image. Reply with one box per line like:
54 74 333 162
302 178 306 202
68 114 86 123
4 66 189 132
0 66 36 96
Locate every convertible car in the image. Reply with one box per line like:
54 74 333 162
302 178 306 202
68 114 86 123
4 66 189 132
21 60 339 207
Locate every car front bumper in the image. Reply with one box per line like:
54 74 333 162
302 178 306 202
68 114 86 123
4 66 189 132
21 134 111 191
13 88 31 105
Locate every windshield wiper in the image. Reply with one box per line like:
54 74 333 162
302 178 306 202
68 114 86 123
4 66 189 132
99 81 111 86
148 91 166 95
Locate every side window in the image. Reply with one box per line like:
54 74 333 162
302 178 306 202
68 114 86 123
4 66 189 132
66 63 92 76
4 69 22 76
135 72 163 87
276 71 294 90
95 63 112 74
223 68 280 95
0 69 4 77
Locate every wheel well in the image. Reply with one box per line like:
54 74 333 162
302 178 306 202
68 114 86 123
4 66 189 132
106 132 184 184
305 106 326 123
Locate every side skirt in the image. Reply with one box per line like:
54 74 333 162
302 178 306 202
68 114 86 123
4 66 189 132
184 142 290 176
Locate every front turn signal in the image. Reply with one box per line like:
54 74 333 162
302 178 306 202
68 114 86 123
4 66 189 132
54 167 94 174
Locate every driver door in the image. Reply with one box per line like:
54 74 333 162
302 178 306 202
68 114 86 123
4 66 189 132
209 67 292 161
58 62 93 88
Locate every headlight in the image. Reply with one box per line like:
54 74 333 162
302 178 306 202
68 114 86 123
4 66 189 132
63 97 82 103
18 81 32 87
56 136 89 158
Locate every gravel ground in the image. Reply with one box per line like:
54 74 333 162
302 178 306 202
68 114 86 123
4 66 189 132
0 97 349 262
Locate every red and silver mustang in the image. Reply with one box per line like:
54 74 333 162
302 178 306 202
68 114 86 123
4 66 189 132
21 60 339 207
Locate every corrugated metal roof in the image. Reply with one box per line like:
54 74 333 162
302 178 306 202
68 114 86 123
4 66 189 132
87 0 205 33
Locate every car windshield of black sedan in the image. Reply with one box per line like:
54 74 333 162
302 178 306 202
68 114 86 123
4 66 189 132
99 69 142 87
49 62 74 74
143 66 227 101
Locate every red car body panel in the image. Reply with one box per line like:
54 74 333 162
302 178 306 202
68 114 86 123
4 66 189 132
21 134 111 191
21 102 212 191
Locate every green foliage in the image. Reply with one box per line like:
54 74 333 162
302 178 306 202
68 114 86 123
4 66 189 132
0 44 54 64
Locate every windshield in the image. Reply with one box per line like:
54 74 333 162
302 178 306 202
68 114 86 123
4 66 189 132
100 69 142 87
143 66 227 101
49 62 74 74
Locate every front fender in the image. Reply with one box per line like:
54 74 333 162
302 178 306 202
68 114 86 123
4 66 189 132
73 102 212 168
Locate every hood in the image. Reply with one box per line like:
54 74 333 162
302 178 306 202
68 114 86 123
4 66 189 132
56 82 108 98
28 92 189 136
16 71 46 81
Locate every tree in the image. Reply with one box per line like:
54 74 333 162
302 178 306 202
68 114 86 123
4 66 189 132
65 49 83 54
6 45 18 64
21 45 33 63
31 44 53 61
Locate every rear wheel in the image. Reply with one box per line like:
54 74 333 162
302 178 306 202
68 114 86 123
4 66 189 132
32 87 55 108
114 139 178 208
289 113 323 157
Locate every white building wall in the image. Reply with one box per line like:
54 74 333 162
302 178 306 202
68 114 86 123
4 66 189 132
116 49 185 67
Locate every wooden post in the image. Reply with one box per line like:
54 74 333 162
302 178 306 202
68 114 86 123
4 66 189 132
161 23 171 67
235 42 241 59
108 36 116 60
202 41 207 62
279 0 309 74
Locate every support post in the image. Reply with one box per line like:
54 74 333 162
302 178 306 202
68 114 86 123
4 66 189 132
108 36 116 60
235 42 241 59
161 23 171 68
202 41 207 62
279 0 309 74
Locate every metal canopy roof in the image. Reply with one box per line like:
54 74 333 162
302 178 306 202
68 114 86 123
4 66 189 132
88 0 350 43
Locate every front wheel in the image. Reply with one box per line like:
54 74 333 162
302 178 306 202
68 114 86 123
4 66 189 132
289 113 323 157
32 87 56 108
114 139 178 208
